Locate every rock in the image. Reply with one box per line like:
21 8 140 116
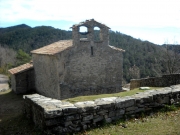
115 96 135 108
94 97 117 109
139 87 150 90
74 101 97 112
121 123 127 128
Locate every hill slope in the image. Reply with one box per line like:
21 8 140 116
0 25 179 82
0 24 72 52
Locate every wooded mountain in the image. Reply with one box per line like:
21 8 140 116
0 24 179 82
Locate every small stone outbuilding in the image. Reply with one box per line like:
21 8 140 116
9 19 124 99
8 62 35 94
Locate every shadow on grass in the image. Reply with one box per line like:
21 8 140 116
0 90 43 135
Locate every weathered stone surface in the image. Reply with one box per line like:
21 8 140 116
115 96 135 108
74 101 97 112
108 111 116 117
105 118 112 123
58 102 78 115
65 114 80 121
97 109 108 115
95 97 117 109
115 109 125 116
45 117 62 126
83 114 93 121
93 115 104 123
44 107 62 118
126 106 138 112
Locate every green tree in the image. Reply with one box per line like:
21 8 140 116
16 49 31 66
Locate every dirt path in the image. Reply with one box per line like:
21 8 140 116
0 74 9 92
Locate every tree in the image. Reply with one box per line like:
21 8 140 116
16 49 31 66
163 41 180 74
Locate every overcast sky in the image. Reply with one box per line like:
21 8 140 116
0 0 180 45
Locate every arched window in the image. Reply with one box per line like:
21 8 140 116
79 26 88 40
94 26 101 42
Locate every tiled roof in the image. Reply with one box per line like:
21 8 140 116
109 45 125 52
31 40 73 55
8 62 33 75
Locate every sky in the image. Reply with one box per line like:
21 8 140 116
0 0 180 45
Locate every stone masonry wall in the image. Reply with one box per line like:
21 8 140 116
12 69 35 94
59 41 123 99
23 84 180 134
32 54 60 99
130 74 180 90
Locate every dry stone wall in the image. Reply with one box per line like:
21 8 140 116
130 74 180 90
23 84 180 134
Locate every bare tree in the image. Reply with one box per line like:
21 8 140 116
0 45 17 67
163 41 180 74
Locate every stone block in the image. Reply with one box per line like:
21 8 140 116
45 117 62 126
135 107 145 113
65 114 80 121
94 97 117 109
44 107 63 118
83 114 93 121
93 115 104 123
97 109 108 115
115 96 135 108
105 118 112 123
115 109 125 116
108 111 116 117
74 101 98 112
126 106 138 112
56 101 78 115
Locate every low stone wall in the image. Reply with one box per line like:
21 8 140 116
23 84 180 134
130 74 180 90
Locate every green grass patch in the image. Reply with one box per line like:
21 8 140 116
63 87 162 103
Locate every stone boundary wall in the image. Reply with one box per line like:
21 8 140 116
23 84 180 134
130 74 180 90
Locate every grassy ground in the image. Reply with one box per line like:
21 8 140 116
0 89 180 135
63 87 162 103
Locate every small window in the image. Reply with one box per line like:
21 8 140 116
94 26 101 42
79 26 88 40
91 46 93 56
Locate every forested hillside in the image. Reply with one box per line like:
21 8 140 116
0 25 179 82
0 24 72 52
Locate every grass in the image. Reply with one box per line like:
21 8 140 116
63 87 162 103
0 88 180 135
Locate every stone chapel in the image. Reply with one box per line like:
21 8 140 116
9 19 124 99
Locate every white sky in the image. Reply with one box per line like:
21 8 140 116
0 0 180 45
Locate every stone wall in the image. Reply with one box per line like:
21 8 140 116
130 74 180 90
23 84 180 134
11 69 35 94
59 41 123 99
32 54 60 99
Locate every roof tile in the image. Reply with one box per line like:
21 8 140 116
31 40 73 55
8 62 33 75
